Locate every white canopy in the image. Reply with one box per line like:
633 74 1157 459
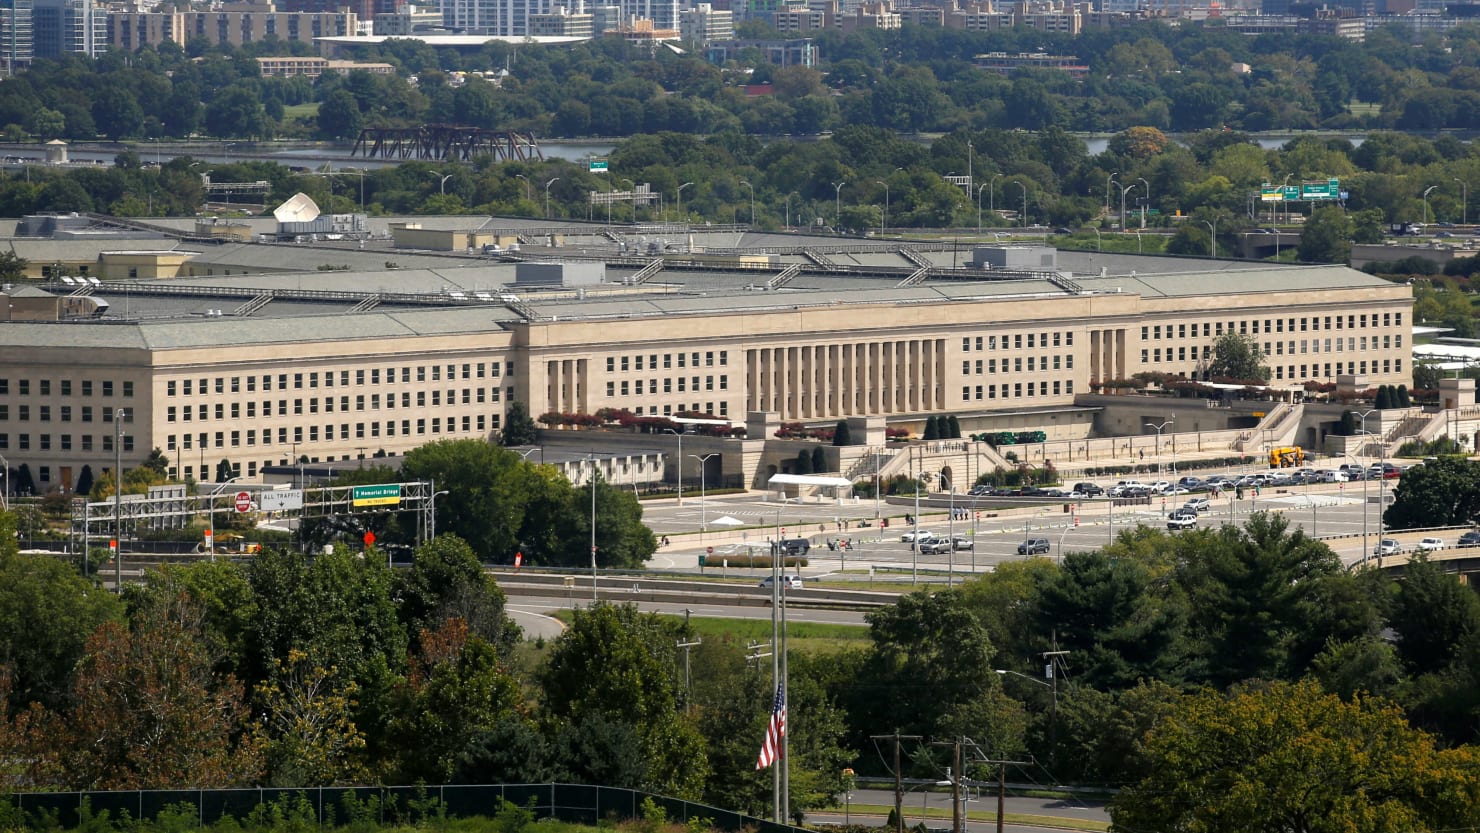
767 474 852 487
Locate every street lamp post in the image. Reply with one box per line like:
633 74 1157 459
1203 218 1218 258
544 177 560 219
1105 170 1118 217
114 408 125 592
990 173 1001 221
664 427 684 504
677 181 694 222
977 183 989 234
1424 184 1439 225
514 173 531 202
1456 178 1469 226
1120 184 1136 236
430 171 453 196
1014 181 1027 228
1145 419 1174 477
1137 177 1150 229
995 665 1061 767
1357 409 1377 566
832 181 847 227
429 489 449 540
739 179 754 225
875 180 890 237
691 453 718 535
589 455 598 602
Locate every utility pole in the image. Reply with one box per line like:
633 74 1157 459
976 756 1030 833
677 608 701 714
930 738 966 833
872 732 921 833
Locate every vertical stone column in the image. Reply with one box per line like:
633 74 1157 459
1089 330 1101 383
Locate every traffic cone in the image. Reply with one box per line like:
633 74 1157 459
1073 514 1079 527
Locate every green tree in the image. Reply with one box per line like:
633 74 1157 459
0 536 124 710
832 420 852 446
386 621 522 783
1206 331 1270 382
396 534 520 653
1111 680 1480 833
1384 456 1480 529
0 251 27 282
856 590 1001 741
539 603 708 798
923 415 940 440
947 415 961 438
316 89 363 140
501 400 538 446
1297 204 1353 263
254 649 368 787
795 449 813 475
1389 553 1480 676
810 445 826 474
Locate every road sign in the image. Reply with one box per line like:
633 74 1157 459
1260 185 1285 202
589 159 608 173
515 551 523 569
363 531 376 546
352 484 401 507
234 491 252 513
1300 178 1340 200
259 489 303 511
706 546 714 555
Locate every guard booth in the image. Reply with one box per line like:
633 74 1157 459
766 474 853 504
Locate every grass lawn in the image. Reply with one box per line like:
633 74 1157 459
282 102 320 119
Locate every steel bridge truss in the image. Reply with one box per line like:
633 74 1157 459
351 125 544 163
69 481 438 554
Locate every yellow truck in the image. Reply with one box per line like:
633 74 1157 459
1269 446 1305 468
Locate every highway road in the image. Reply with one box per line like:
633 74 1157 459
643 478 1436 583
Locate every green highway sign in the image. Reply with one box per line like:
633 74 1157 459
1300 178 1340 200
589 159 608 173
352 484 402 507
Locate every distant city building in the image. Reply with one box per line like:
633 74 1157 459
679 2 733 43
975 50 1089 78
703 36 816 65
109 3 358 50
529 6 593 35
32 0 104 59
255 55 396 76
0 0 34 73
773 3 828 28
373 4 444 33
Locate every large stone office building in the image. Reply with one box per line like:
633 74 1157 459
0 229 1412 494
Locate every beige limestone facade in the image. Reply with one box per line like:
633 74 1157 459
0 260 1413 494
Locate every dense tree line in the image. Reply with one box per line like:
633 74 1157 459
18 20 1480 143
7 503 1480 828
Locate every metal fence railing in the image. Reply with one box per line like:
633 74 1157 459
6 783 808 833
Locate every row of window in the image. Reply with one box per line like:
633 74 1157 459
166 412 504 452
0 379 130 397
166 387 514 423
1269 360 1403 380
963 355 1074 375
962 332 1075 352
962 380 1076 401
606 376 728 397
1141 312 1403 341
0 434 133 452
1142 336 1402 365
164 363 515 397
606 351 728 372
0 406 134 423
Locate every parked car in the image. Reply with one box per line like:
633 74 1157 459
1459 531 1480 548
1073 482 1105 497
1317 469 1349 483
773 538 810 555
1167 511 1198 530
1205 475 1236 490
919 539 953 555
759 574 803 590
1163 485 1191 496
901 530 936 543
1375 538 1401 556
1184 497 1211 513
1149 481 1172 494
1177 476 1206 490
1017 538 1051 555
952 536 975 550
1418 537 1446 552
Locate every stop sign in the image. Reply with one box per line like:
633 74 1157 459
234 491 252 513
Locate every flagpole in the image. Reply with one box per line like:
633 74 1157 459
781 572 791 819
772 507 782 823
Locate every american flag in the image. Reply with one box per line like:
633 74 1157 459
756 682 787 770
